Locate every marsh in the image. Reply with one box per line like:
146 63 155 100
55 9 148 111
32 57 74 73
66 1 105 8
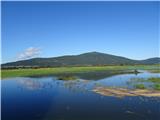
2 71 160 120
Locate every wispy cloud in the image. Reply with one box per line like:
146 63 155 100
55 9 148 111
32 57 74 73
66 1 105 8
17 47 41 60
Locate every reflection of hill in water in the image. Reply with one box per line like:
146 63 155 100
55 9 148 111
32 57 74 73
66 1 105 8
17 70 137 91
17 78 54 90
77 72 120 80
28 70 136 80
57 70 136 80
17 78 90 93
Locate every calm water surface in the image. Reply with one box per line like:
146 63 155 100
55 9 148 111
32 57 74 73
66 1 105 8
2 72 160 120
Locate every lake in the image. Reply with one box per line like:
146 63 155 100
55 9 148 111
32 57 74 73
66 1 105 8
2 71 160 120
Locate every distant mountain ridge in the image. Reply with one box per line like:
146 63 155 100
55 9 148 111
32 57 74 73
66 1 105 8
2 52 160 68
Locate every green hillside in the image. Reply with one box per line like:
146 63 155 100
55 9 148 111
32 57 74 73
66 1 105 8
2 52 160 68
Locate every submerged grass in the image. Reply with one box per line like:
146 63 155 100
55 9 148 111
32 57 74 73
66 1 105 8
148 77 160 83
149 69 160 73
128 77 160 90
1 65 159 79
134 84 146 89
57 75 78 80
129 77 160 83
154 84 160 90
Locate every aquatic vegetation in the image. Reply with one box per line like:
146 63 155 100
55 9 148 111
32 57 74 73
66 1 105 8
94 82 103 87
134 84 146 89
128 77 160 90
129 78 146 82
148 69 160 73
147 77 160 83
57 75 78 80
154 84 160 90
129 77 160 83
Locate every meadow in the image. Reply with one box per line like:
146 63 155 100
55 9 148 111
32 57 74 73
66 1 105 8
1 65 159 79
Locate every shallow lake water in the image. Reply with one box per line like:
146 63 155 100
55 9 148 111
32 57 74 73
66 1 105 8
2 72 160 120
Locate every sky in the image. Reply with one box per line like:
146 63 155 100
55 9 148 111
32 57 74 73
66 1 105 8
2 1 159 63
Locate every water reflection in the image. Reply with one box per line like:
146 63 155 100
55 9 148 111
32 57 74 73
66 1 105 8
2 72 160 120
55 70 139 80
16 77 91 93
17 78 54 90
15 72 160 93
17 79 43 90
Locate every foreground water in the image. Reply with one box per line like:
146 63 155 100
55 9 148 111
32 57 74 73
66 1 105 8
2 72 160 120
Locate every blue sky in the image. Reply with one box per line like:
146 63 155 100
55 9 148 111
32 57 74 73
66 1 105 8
2 1 159 63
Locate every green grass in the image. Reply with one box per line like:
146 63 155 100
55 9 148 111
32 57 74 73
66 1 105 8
129 77 160 90
57 75 78 80
147 77 160 83
129 77 160 83
154 84 160 90
1 65 159 79
134 84 146 89
148 69 160 73
129 78 146 82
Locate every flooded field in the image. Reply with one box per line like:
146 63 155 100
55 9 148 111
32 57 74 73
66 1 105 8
2 71 160 120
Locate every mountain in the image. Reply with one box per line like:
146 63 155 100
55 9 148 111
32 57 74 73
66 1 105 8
2 52 160 68
139 57 160 64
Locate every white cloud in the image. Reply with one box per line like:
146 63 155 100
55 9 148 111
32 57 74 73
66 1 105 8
18 47 41 60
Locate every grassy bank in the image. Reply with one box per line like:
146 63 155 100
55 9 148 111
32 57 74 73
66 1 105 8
1 65 159 79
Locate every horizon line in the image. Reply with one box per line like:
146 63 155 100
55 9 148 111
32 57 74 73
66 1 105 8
2 51 159 64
